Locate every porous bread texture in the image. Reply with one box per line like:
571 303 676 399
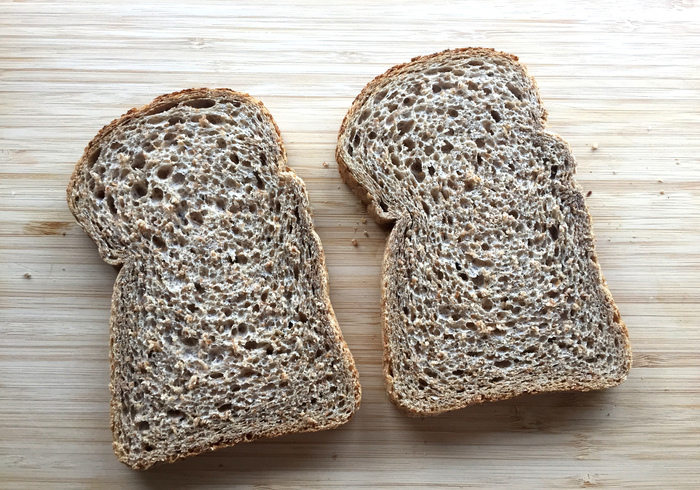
336 48 632 416
67 88 361 469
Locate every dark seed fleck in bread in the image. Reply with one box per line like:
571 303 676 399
67 88 361 469
335 48 631 416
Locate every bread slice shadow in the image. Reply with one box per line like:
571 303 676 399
391 389 622 445
135 424 359 485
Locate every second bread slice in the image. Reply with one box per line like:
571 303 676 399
336 49 631 415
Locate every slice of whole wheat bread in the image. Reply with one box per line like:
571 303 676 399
67 88 361 469
335 48 631 416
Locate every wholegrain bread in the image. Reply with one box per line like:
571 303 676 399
336 48 631 416
67 88 361 469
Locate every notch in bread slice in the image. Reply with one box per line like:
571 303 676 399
336 48 631 416
68 88 361 469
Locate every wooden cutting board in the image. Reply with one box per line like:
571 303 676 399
1 1 699 487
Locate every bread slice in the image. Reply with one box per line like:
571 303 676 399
67 88 361 469
336 48 631 416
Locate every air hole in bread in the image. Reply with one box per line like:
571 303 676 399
155 165 173 180
420 200 430 216
397 119 415 135
95 187 106 200
410 160 425 182
166 409 184 419
150 188 163 201
181 336 198 347
132 182 148 199
104 194 117 215
490 110 502 122
253 171 265 190
183 98 216 109
171 172 185 185
506 83 523 100
548 224 559 241
148 115 167 125
441 141 454 153
137 421 150 431
473 257 493 268
131 153 146 170
146 102 178 116
87 148 101 168
152 235 166 249
207 114 224 125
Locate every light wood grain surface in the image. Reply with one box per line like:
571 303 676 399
1 1 699 488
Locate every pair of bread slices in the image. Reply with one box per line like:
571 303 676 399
67 48 632 470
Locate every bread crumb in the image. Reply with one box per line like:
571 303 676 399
322 162 329 168
363 230 369 237
591 143 599 151
361 217 367 224
612 171 617 175
351 239 358 247
11 191 16 196
354 226 358 232
23 272 31 279
660 190 665 195
586 191 592 197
